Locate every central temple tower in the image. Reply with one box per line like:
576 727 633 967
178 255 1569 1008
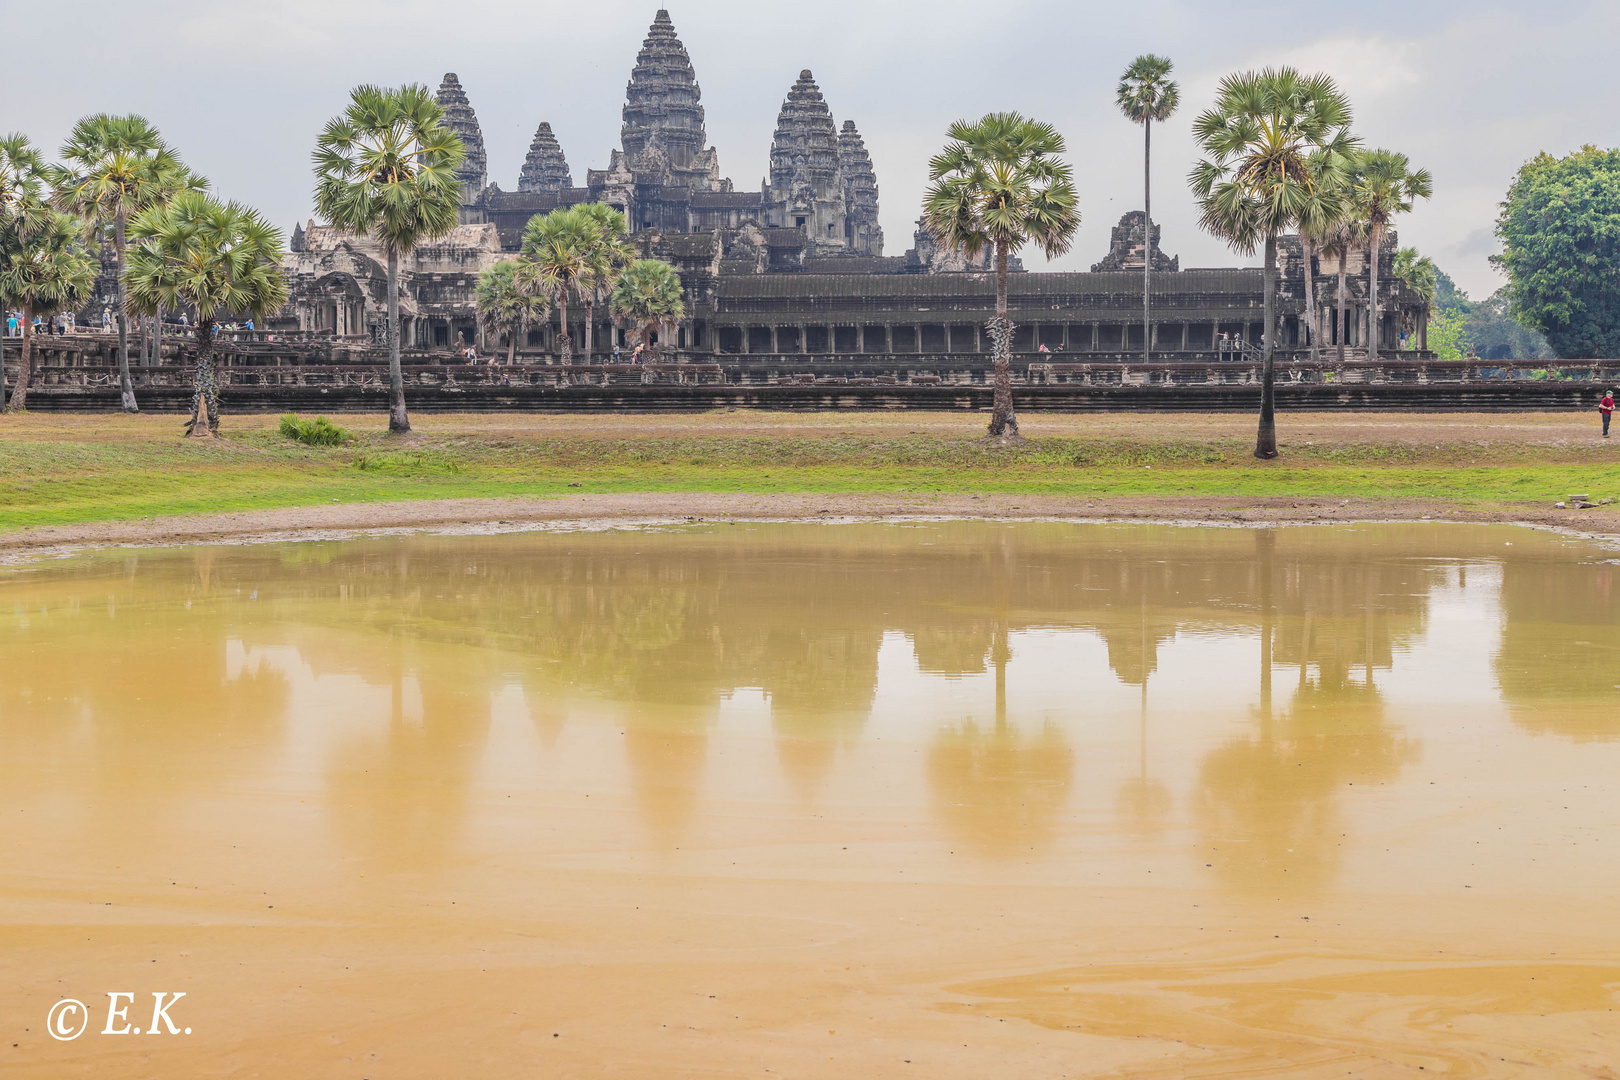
593 8 728 203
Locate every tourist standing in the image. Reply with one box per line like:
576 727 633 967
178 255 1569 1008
1601 390 1614 438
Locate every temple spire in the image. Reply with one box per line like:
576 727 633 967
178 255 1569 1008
621 9 706 169
839 119 883 256
435 73 488 202
518 122 572 193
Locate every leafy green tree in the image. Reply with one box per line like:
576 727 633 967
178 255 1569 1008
1117 55 1179 364
609 259 685 359
1351 149 1431 359
313 84 465 433
1426 307 1471 363
475 259 548 364
1493 145 1620 358
1189 68 1356 458
922 112 1080 438
50 115 192 412
125 192 287 437
1424 268 1549 360
519 205 596 363
575 202 634 360
0 210 96 411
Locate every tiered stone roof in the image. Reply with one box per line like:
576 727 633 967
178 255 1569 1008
770 70 842 196
620 9 705 169
436 73 488 198
518 122 572 193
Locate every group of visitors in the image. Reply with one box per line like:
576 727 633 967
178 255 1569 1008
5 311 77 336
610 343 648 364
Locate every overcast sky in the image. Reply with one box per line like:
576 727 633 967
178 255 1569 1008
4 0 1610 297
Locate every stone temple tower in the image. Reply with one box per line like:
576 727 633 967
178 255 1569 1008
518 122 572 193
838 120 883 256
765 70 848 251
613 9 724 191
436 73 488 208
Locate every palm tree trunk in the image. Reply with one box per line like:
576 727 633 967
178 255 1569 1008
557 293 572 363
113 213 138 412
1301 238 1319 364
1368 223 1383 362
988 237 1018 438
187 318 219 437
1142 117 1152 365
507 319 518 365
1254 234 1279 460
584 299 594 360
153 305 163 368
1336 250 1348 365
8 302 34 411
386 244 409 433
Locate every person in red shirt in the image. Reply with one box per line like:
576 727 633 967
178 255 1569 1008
1601 390 1615 438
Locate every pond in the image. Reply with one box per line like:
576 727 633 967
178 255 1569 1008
5 521 1620 1076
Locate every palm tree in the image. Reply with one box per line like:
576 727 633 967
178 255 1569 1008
313 84 465 434
0 134 47 240
125 192 286 437
1392 247 1437 350
50 114 190 413
1189 68 1356 459
609 258 685 359
475 259 548 364
1295 151 1356 364
137 166 210 369
519 206 595 363
1116 55 1179 364
922 112 1081 439
0 210 96 411
574 202 634 360
1353 150 1432 360
0 134 49 400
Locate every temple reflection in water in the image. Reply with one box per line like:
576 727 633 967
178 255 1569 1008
2 521 1615 888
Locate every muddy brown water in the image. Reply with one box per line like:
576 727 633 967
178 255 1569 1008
5 521 1620 1078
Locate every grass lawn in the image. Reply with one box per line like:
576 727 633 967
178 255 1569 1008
1 409 1616 530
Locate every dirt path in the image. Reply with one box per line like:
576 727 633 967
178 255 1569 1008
4 491 1619 552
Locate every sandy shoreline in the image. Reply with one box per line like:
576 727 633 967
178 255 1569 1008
4 490 1620 552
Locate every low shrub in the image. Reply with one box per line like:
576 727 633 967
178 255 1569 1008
279 413 353 447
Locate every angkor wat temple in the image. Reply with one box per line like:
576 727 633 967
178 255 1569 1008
276 9 1429 362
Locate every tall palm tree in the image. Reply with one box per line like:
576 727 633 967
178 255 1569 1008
1117 55 1179 364
574 202 634 360
1353 149 1432 360
50 115 190 413
519 206 595 363
313 84 465 434
922 112 1080 439
475 259 548 364
125 192 287 437
609 258 686 359
0 210 96 411
1189 68 1356 459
